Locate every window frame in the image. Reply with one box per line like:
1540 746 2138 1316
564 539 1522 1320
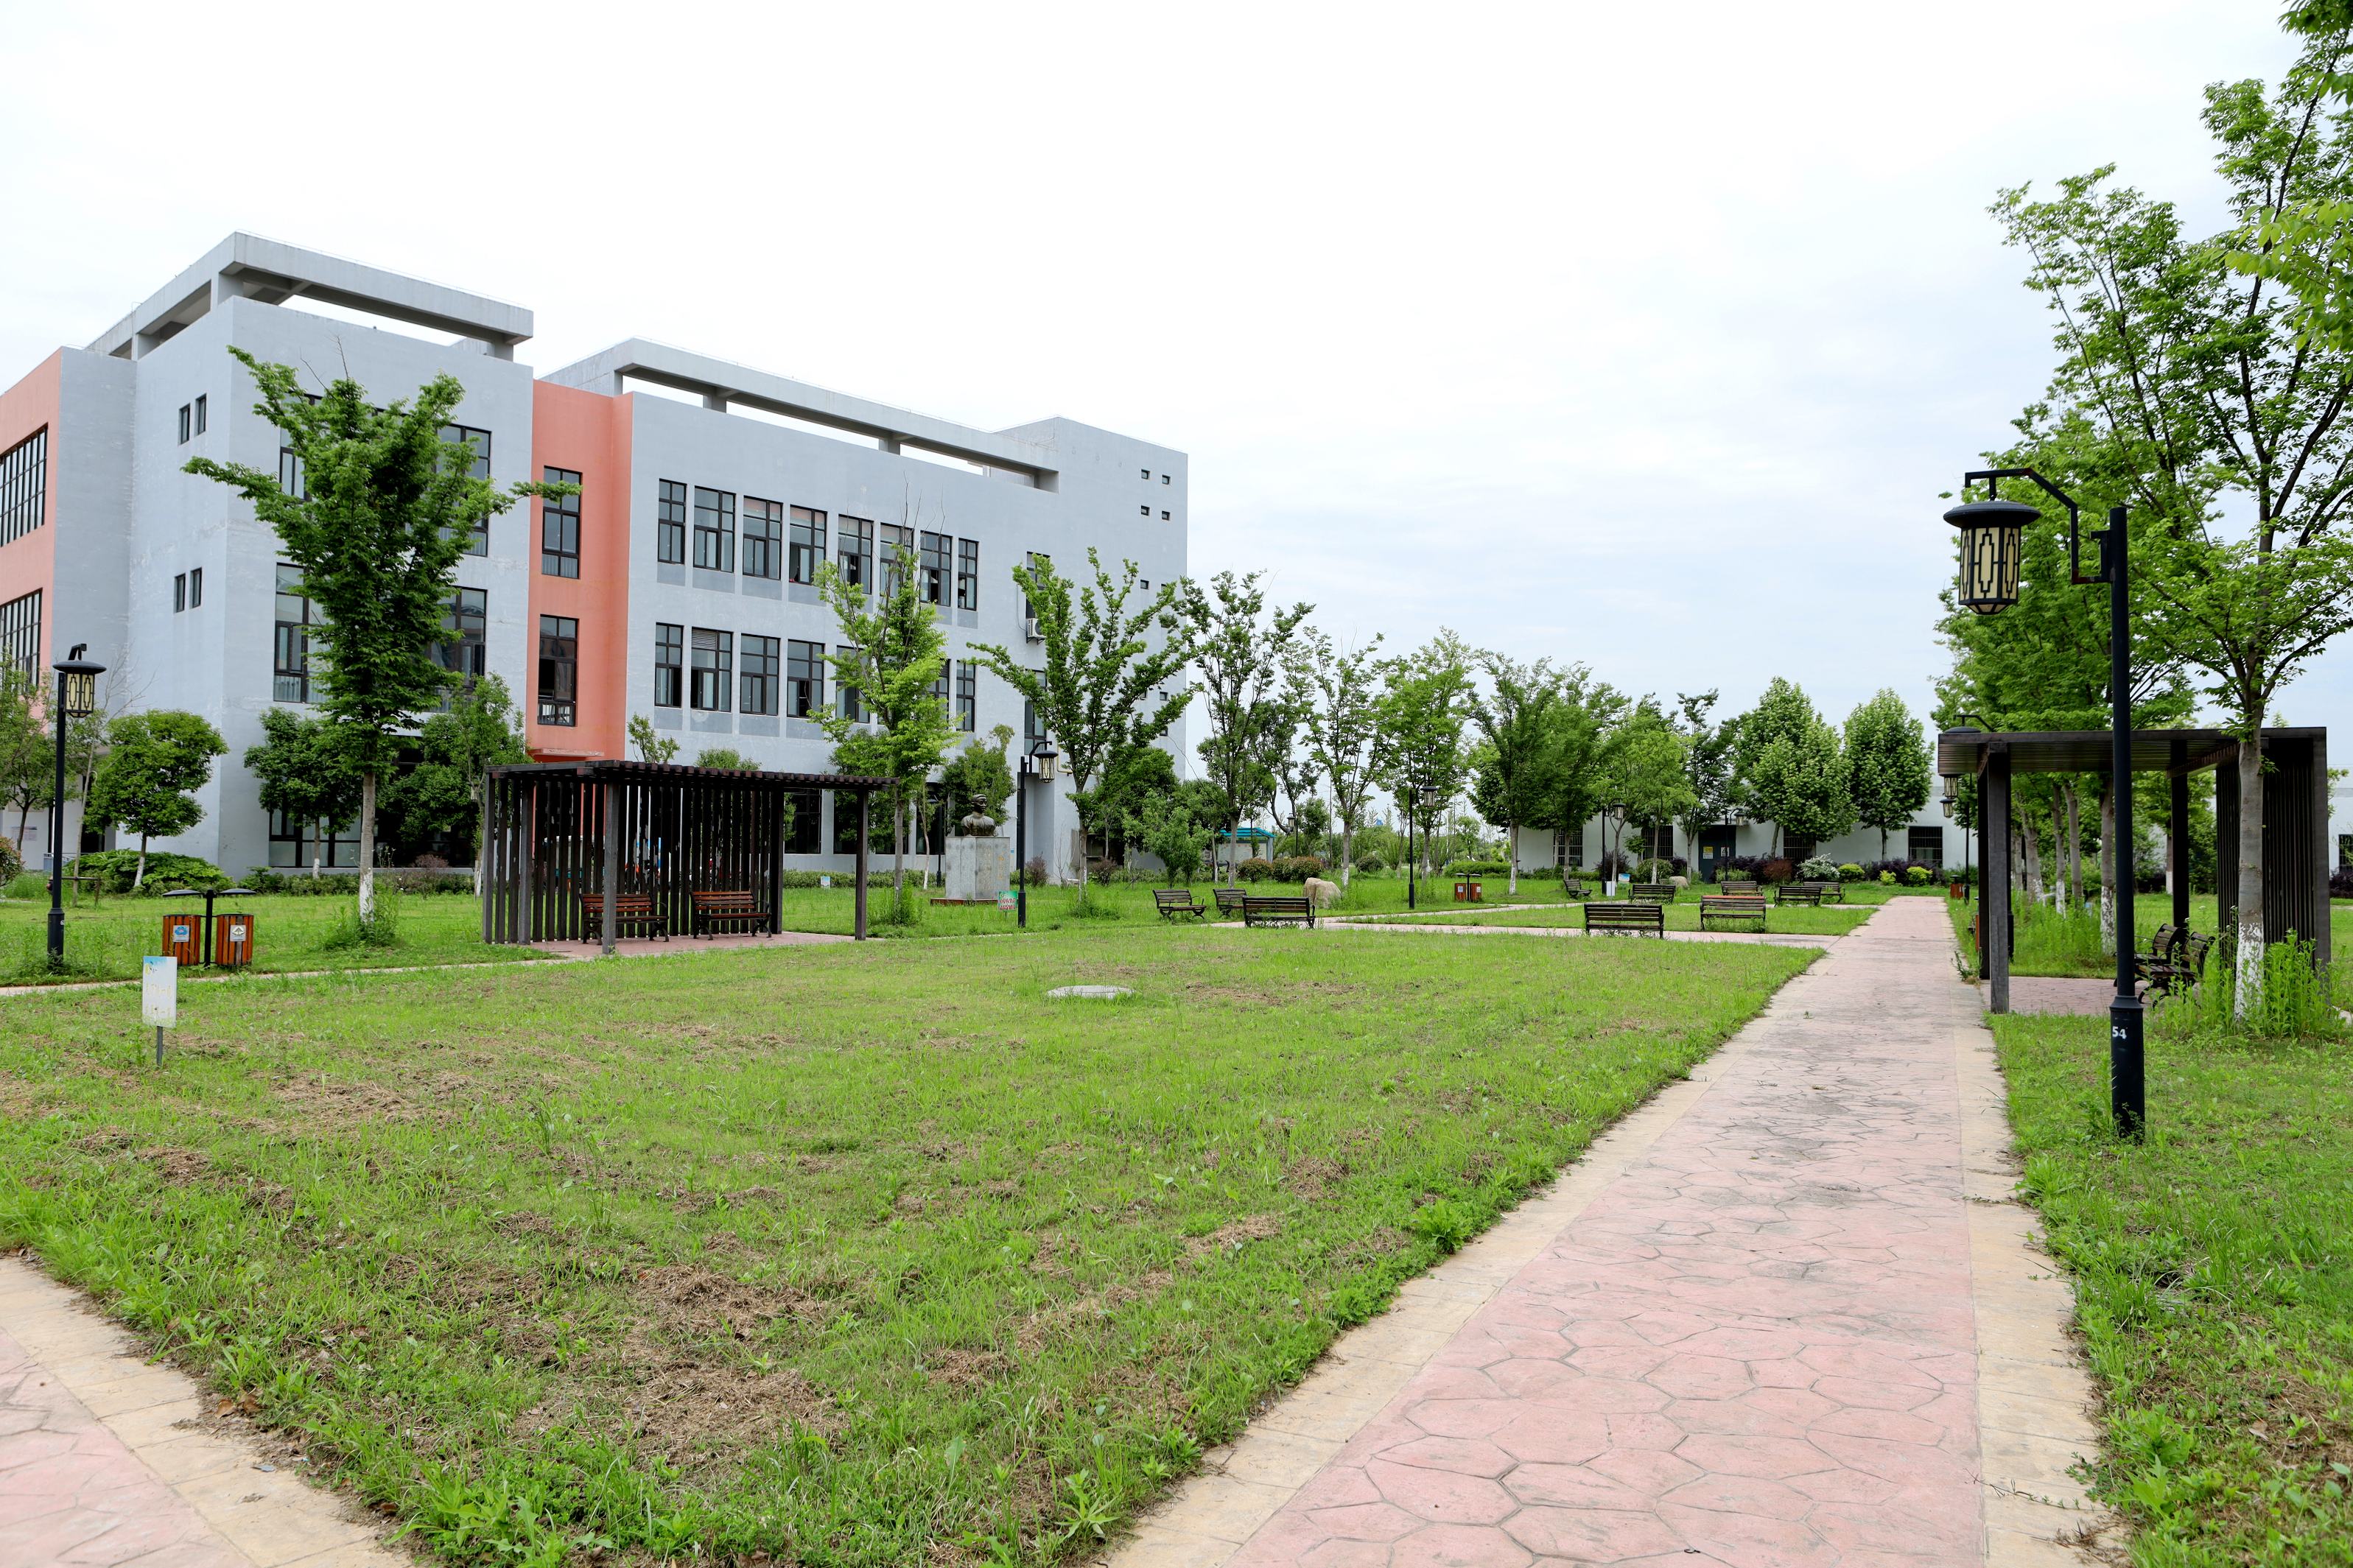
918 530 951 605
442 425 493 555
692 486 736 573
273 564 315 703
1 588 42 683
955 538 979 610
835 646 863 723
178 404 191 444
656 479 688 564
955 661 976 731
538 614 580 726
690 627 732 712
654 622 684 709
790 506 827 586
786 639 824 718
879 523 914 597
173 573 186 614
740 633 781 716
741 496 784 580
837 516 873 594
0 428 46 547
188 567 201 609
541 467 581 578
437 586 488 700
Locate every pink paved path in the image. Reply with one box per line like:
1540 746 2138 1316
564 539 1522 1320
1227 898 1982 1568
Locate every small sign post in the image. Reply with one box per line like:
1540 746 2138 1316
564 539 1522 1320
141 955 177 1066
997 888 1016 913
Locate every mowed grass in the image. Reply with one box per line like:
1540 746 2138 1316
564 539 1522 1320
0 891 555 986
1351 901 1873 937
1947 893 2348 990
1991 1010 2353 1563
0 924 1815 1566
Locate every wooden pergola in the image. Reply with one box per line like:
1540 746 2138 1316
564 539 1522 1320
480 761 891 951
1936 727 2331 1013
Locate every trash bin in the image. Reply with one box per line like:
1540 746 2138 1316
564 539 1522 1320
161 916 202 965
215 913 255 968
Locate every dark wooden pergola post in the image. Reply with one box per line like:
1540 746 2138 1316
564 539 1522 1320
2169 739 2189 933
854 789 870 941
600 777 620 957
1983 744 2012 1015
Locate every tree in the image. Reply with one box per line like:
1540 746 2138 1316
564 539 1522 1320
381 676 530 862
1089 743 1179 862
1735 681 1851 854
815 553 955 911
1672 691 1739 880
0 668 51 855
1528 673 1624 876
245 709 362 878
186 349 564 924
1730 678 1813 842
1844 689 1932 859
87 711 226 887
1467 653 1563 895
1125 791 1211 885
628 715 678 764
970 549 1190 893
1296 628 1385 887
1176 571 1311 881
694 748 754 770
939 725 1016 827
1377 631 1475 885
1594 701 1696 874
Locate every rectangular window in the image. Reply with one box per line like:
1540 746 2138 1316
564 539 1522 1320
836 647 863 722
1781 834 1816 864
692 486 735 572
541 467 581 578
173 573 187 614
785 787 822 854
656 479 688 563
932 658 951 714
1160 510 1170 521
443 425 491 555
437 587 488 699
790 506 827 584
278 440 305 500
955 661 976 731
188 568 201 608
1907 826 1945 868
0 429 46 546
1023 552 1051 619
1140 504 1150 516
955 538 979 610
0 588 40 681
178 404 191 443
838 516 873 593
269 809 360 870
538 614 578 726
787 639 824 717
1557 825 1585 868
193 395 207 435
740 633 780 716
274 564 315 703
1162 473 1170 485
919 530 951 605
690 627 732 711
1023 697 1045 742
741 496 783 580
880 522 914 595
653 622 684 708
834 790 885 855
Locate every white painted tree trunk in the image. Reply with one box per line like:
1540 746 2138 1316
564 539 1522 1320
2234 738 2265 1022
1507 818 1518 895
2098 784 2116 957
357 770 378 924
1339 821 1355 889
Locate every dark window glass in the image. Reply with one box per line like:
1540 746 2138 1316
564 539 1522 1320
1907 826 1944 868
542 467 581 577
189 568 201 608
1023 552 1051 620
274 564 315 703
836 646 863 722
193 395 206 435
656 479 687 563
0 429 46 546
278 441 305 500
742 497 783 580
692 487 735 572
1024 697 1045 741
838 516 872 594
0 588 41 683
787 639 824 717
955 661 976 731
173 573 186 614
654 622 684 708
790 506 826 585
436 588 488 705
741 633 780 716
442 425 492 555
178 404 191 443
1781 834 1817 864
269 809 359 869
690 627 732 711
539 614 578 726
880 522 913 595
955 538 978 610
784 787 821 854
919 531 950 605
833 790 886 855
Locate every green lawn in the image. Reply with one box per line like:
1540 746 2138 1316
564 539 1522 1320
1991 1008 2353 1563
1351 899 1873 937
1947 893 2349 989
0 891 555 986
0 924 1814 1566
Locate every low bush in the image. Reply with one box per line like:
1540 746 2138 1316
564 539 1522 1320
1235 858 1274 883
0 836 19 886
1837 862 1865 882
1797 855 1842 884
1272 854 1328 882
71 850 226 896
2333 865 2353 899
3 871 46 900
1757 857 1795 885
1442 858 1509 876
1355 853 1386 874
1904 865 1932 885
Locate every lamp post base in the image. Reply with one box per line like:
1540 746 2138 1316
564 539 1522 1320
2109 992 2145 1141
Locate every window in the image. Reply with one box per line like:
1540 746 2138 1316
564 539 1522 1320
741 497 783 580
785 787 822 854
836 647 863 722
1140 504 1150 516
189 568 201 608
1141 468 1150 480
787 639 824 717
193 395 207 435
274 565 316 703
692 487 735 572
0 429 45 546
956 538 979 610
2340 832 2352 869
834 791 883 855
442 426 491 555
654 622 684 708
173 573 187 614
1781 834 1816 863
955 661 976 731
541 468 581 577
1642 824 1675 862
1023 552 1051 619
656 479 688 563
932 658 951 714
838 516 872 593
278 438 305 500
178 404 192 443
1908 826 1945 868
0 589 39 681
690 627 732 711
436 588 488 697
1160 510 1170 521
1556 825 1585 868
269 809 359 870
919 531 951 605
790 506 826 584
880 522 913 594
1024 697 1045 742
740 633 780 716
1162 473 1170 485
539 615 578 725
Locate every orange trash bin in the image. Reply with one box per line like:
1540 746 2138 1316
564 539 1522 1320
214 913 255 968
161 915 201 966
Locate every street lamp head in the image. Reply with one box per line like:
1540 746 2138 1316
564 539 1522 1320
52 655 106 718
1943 497 2033 614
1030 739 1059 763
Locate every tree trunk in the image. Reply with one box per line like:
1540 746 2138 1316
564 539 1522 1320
357 770 378 924
893 790 907 898
2098 783 2116 957
2021 806 2044 905
311 817 323 879
1507 816 1518 895
1340 820 1356 889
2064 784 2082 910
134 833 149 889
2234 735 2265 1022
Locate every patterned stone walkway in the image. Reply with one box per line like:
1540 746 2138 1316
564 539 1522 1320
1115 897 2107 1567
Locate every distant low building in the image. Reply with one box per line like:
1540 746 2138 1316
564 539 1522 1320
1515 806 1963 880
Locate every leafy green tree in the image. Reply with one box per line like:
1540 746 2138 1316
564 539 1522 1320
1843 689 1932 859
1526 672 1624 875
1467 653 1563 895
1126 790 1211 885
1296 628 1385 887
381 676 530 861
939 726 1016 827
244 709 362 878
1377 631 1475 885
970 550 1190 892
1672 691 1739 880
1593 701 1695 875
1730 677 1813 832
1087 742 1179 862
185 350 564 924
628 714 678 764
87 711 227 887
0 668 51 854
1734 681 1851 855
693 748 754 770
816 554 955 910
1176 571 1311 882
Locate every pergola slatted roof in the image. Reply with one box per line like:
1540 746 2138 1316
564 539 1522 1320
488 760 892 790
1935 727 2325 778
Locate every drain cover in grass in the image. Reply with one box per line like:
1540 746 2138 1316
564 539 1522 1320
1047 985 1132 1000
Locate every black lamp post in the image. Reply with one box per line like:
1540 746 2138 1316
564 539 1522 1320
1014 737 1058 929
47 645 105 967
1945 470 2142 1138
1405 782 1417 910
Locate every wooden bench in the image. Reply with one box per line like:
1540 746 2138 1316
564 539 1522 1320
1585 901 1664 937
1628 882 1676 904
1718 879 1759 896
1153 887 1207 921
2133 924 2213 998
1774 884 1824 906
1241 894 1316 928
1700 893 1768 930
690 889 770 937
1561 880 1588 899
1213 886 1250 918
581 892 667 942
1808 881 1845 903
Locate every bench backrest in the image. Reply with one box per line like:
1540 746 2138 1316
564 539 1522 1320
692 890 760 907
1246 896 1311 912
1702 895 1767 915
1154 889 1199 907
1629 883 1674 901
1719 879 1758 895
1214 887 1248 904
1587 901 1662 923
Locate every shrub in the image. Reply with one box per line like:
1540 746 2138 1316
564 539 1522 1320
0 836 18 886
71 850 226 896
1355 853 1386 874
4 871 45 900
1235 858 1274 882
1837 862 1865 882
1594 853 1630 880
1797 855 1842 884
1879 870 1897 885
1904 865 1933 886
1757 857 1795 885
2332 865 2353 899
1442 857 1509 876
1022 858 1048 887
1272 854 1329 883
1633 857 1677 884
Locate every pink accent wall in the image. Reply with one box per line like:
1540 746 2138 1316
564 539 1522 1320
0 352 61 673
527 382 632 761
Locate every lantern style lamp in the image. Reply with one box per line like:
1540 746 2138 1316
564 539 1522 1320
1942 496 2034 614
48 645 107 967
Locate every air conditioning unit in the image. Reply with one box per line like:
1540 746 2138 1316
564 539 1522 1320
1023 616 1042 643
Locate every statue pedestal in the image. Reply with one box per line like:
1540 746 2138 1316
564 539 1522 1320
944 835 1013 904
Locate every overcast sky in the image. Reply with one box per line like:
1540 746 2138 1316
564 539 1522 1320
4 0 2343 765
